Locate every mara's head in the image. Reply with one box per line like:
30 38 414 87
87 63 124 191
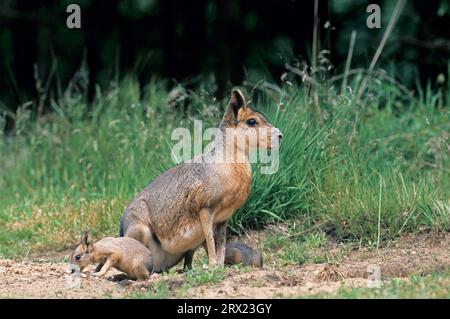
219 89 283 154
70 231 95 271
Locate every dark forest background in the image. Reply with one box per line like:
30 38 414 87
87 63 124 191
0 0 449 126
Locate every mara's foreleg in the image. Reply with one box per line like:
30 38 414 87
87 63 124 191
94 263 104 272
199 208 217 266
215 220 228 266
92 258 113 277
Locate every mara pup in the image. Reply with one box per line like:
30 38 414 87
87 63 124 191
70 232 153 281
120 89 282 272
225 242 263 268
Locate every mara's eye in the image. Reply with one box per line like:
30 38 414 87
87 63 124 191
75 255 81 261
246 119 257 127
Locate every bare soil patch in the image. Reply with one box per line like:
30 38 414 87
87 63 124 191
0 233 448 298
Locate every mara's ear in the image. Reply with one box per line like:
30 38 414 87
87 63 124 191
81 231 92 248
230 89 247 110
224 89 247 124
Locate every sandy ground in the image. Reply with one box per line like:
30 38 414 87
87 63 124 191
0 233 448 298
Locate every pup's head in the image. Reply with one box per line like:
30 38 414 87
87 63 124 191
220 89 283 153
251 250 263 268
70 231 95 271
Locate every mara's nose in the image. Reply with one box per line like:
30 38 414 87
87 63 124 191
278 132 283 141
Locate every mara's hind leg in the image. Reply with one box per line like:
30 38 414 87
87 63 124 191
124 223 151 247
147 235 185 273
215 221 228 266
135 266 151 281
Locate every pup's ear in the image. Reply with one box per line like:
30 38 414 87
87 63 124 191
224 89 247 124
81 231 92 248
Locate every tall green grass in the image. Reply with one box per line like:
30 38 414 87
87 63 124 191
0 72 449 257
236 82 449 241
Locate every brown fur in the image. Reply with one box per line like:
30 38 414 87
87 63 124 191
70 232 153 281
224 242 263 268
120 89 282 272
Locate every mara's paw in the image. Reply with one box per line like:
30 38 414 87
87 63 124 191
91 272 105 278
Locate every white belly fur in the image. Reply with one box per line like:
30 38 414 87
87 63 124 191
159 206 237 254
161 222 204 254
